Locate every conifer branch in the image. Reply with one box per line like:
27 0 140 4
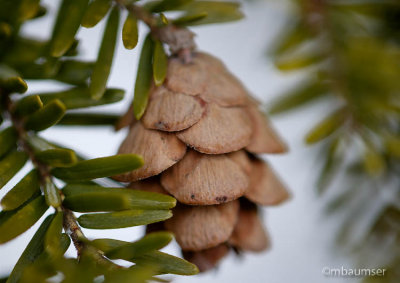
0 0 244 279
1 90 107 263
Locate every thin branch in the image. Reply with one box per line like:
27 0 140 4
62 208 85 257
304 0 361 131
4 96 51 184
116 0 196 62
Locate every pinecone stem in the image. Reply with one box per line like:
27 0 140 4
116 0 196 61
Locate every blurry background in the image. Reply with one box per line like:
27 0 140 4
1 0 398 282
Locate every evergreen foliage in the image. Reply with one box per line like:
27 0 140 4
0 0 243 281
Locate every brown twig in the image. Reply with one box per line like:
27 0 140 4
304 0 360 130
116 0 196 62
3 96 49 181
62 208 85 257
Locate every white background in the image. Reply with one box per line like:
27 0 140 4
0 1 358 282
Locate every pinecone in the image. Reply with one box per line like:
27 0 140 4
114 52 290 272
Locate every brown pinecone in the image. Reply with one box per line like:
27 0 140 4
114 52 290 272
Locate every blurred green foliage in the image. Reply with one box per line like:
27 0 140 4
269 0 400 281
